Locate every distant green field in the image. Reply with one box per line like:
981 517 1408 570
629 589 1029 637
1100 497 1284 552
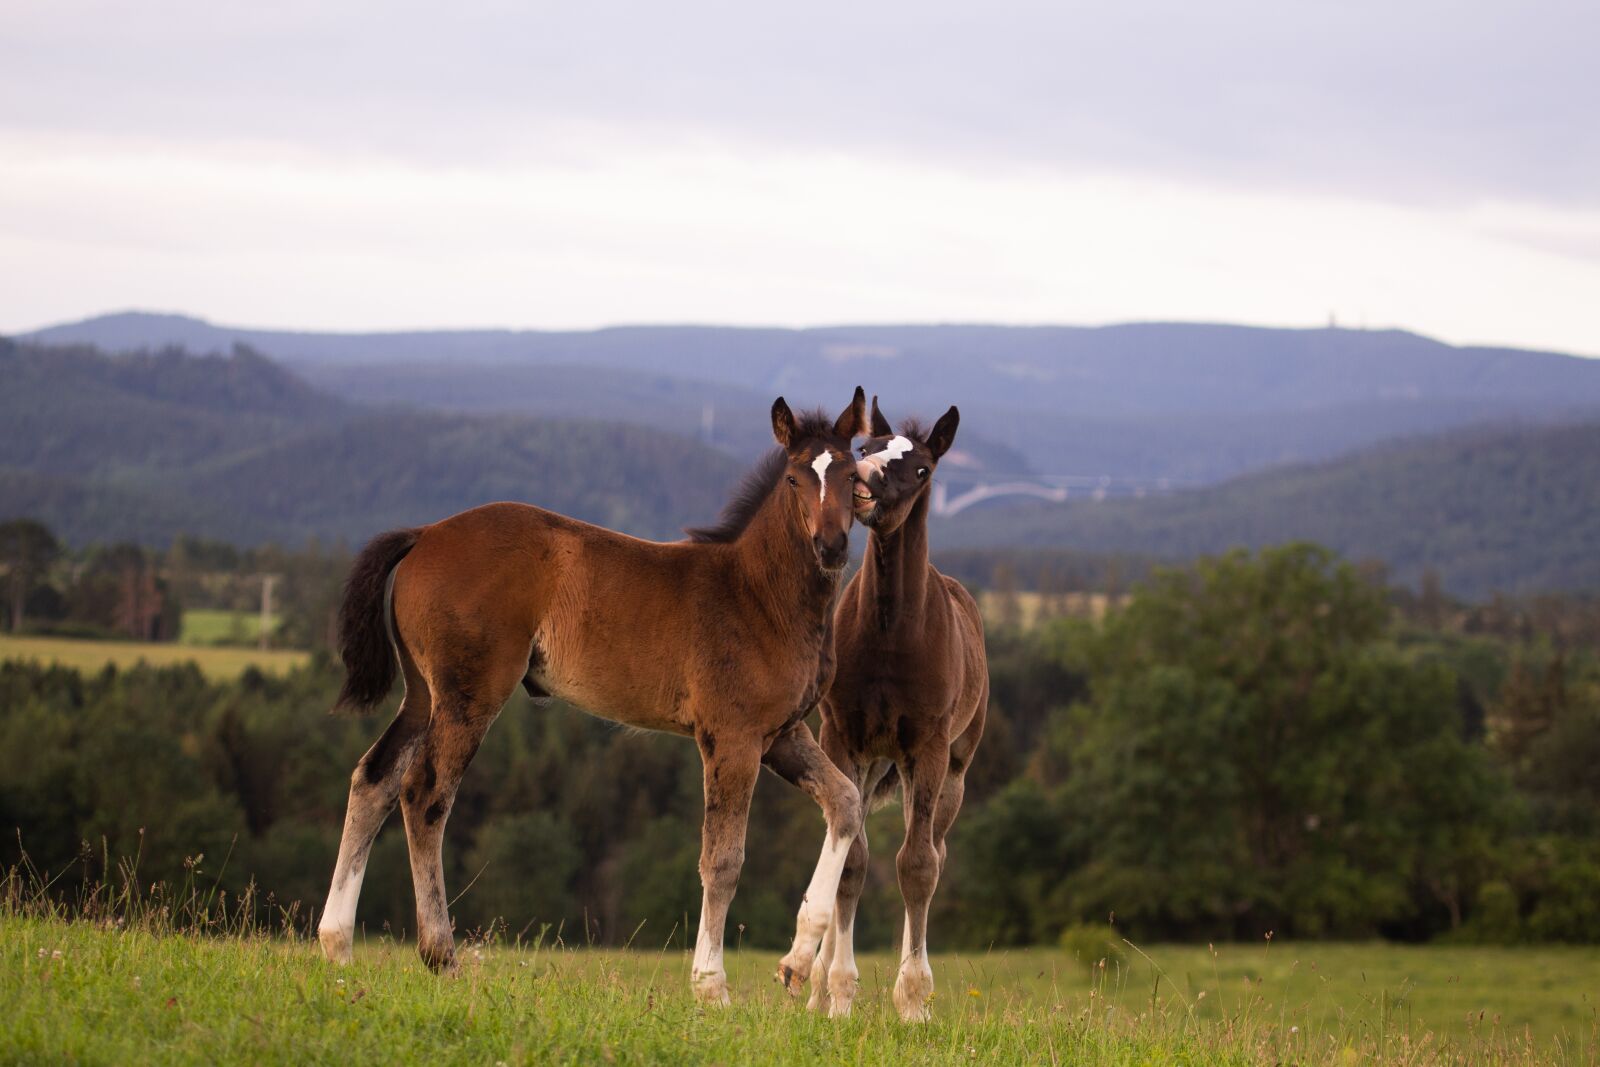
1 916 1593 1065
0 633 309 680
179 608 282 647
978 589 1116 629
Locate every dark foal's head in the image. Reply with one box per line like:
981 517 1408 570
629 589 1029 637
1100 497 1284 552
852 396 959 533
771 386 868 571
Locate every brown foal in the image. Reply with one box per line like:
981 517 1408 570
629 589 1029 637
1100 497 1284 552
790 398 989 1021
318 389 869 1005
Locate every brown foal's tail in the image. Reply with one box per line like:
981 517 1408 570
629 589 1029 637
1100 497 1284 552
332 527 421 714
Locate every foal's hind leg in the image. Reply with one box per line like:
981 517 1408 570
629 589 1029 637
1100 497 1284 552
932 719 981 880
318 665 430 963
399 657 521 973
763 721 864 998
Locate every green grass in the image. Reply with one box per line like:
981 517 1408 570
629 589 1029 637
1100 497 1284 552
0 633 309 680
2 914 1594 1065
178 609 282 648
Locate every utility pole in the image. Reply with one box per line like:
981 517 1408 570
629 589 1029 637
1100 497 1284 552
259 573 279 651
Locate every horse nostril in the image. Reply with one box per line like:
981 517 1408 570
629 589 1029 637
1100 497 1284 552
815 532 847 564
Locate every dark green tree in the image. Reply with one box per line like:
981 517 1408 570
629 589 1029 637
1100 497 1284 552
0 519 60 632
1046 544 1508 939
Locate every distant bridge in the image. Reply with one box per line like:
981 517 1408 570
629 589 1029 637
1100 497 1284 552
930 475 1181 518
932 481 1067 516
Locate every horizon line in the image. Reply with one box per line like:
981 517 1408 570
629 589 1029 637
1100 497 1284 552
14 307 1598 360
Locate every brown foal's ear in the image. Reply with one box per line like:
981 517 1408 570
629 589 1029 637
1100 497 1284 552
869 394 893 438
832 385 867 440
927 405 960 460
771 396 798 449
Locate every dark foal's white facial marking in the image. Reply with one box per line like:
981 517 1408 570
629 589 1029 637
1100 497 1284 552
858 435 914 486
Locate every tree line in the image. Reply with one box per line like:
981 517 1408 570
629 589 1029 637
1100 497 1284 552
1 542 1596 948
0 519 346 647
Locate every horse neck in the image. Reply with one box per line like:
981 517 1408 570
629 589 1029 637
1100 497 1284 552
858 489 932 632
732 486 837 636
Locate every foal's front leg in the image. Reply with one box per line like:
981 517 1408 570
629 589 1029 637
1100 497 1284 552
763 721 864 998
690 732 762 1005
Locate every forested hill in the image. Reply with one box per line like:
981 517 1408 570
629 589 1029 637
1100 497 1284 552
2 340 348 476
9 332 1600 596
938 419 1600 598
27 312 1600 485
0 338 743 546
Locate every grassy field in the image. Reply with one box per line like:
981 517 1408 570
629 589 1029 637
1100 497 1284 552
0 633 309 680
178 608 282 647
2 915 1594 1065
976 589 1119 629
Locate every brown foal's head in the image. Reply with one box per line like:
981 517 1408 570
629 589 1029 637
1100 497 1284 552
851 396 959 533
771 386 868 571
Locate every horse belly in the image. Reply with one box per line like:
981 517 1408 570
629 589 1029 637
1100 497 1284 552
529 629 692 735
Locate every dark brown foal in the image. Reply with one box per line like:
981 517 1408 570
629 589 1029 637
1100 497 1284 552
792 398 988 1021
319 390 870 1005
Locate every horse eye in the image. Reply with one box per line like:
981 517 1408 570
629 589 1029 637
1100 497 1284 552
917 467 929 479
787 475 799 487
849 472 859 483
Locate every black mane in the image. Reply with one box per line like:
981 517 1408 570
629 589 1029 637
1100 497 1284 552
684 409 840 544
684 448 786 543
895 416 930 444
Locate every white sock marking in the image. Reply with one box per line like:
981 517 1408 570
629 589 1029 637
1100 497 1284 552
831 911 858 994
320 860 365 941
811 451 833 503
795 831 851 941
692 888 719 974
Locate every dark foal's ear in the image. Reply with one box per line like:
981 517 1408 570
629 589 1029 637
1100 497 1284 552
869 395 892 438
771 396 798 449
927 405 960 460
832 386 867 440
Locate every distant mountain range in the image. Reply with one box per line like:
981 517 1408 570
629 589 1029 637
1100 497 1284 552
27 312 1600 486
938 419 1600 598
9 313 1600 596
0 338 741 546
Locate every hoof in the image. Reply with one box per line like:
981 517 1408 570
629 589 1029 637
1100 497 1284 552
776 941 820 996
894 966 934 1022
692 972 731 1007
317 926 353 965
418 939 457 975
827 969 859 1016
775 958 809 997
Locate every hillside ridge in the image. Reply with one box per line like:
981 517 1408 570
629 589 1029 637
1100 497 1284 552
25 311 1600 487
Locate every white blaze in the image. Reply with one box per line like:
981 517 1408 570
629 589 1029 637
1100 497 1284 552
811 451 832 503
863 435 915 478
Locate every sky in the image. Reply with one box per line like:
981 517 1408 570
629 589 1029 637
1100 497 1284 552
3 0 1598 354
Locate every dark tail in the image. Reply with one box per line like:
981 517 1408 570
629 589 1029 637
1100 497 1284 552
332 527 421 714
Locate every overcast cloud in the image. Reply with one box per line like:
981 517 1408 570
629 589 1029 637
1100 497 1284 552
3 0 1597 351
